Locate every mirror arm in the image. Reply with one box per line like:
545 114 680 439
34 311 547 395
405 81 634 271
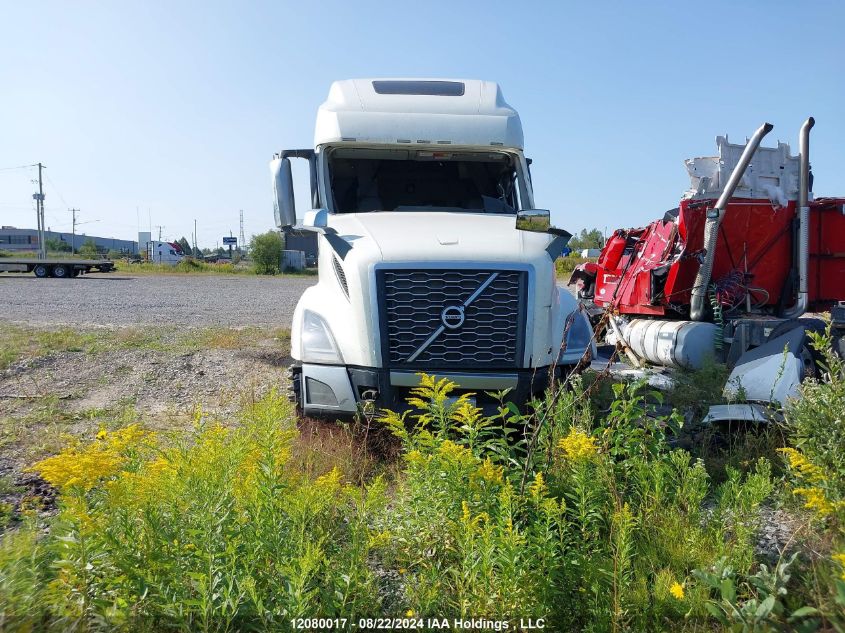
279 149 314 160
289 225 336 236
548 227 572 239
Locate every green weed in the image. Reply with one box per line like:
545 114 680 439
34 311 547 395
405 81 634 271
3 363 843 631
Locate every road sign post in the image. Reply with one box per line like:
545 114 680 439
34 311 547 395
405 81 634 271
223 236 237 259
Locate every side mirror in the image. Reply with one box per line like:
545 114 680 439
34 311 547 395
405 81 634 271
270 157 296 228
515 209 551 233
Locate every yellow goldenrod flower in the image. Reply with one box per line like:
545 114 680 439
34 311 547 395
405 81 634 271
529 472 547 499
438 440 472 461
475 458 504 484
367 530 392 549
30 424 154 491
669 581 685 600
459 500 487 533
314 467 342 492
793 487 836 516
406 609 415 618
778 448 826 483
558 428 598 462
461 500 471 525
833 553 845 580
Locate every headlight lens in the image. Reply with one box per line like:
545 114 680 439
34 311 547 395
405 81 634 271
301 310 343 364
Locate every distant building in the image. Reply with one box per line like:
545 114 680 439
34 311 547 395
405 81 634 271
0 226 138 254
283 228 318 264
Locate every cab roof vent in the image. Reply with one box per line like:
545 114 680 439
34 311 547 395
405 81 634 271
372 80 465 96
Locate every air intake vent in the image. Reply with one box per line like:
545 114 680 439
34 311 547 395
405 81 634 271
372 80 465 96
377 268 527 369
333 256 349 298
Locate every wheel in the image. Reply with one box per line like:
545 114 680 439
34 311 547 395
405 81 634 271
286 364 303 415
51 264 70 278
33 264 50 278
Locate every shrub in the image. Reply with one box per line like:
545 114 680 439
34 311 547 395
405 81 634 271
777 328 845 628
78 238 99 257
250 231 284 275
377 376 773 631
1 373 823 631
555 255 594 277
5 393 385 630
46 237 71 253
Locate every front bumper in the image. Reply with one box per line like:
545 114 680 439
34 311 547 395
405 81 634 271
297 363 561 417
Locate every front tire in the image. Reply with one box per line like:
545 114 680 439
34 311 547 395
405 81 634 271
286 364 303 415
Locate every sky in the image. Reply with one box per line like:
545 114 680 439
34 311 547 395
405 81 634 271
1 1 844 248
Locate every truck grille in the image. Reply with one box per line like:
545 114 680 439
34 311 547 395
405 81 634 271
377 268 527 369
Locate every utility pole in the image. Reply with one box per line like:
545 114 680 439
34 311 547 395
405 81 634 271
70 208 79 254
33 163 47 259
239 210 245 255
194 219 198 253
155 225 164 241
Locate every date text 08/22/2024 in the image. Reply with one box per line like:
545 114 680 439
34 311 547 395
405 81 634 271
290 617 546 630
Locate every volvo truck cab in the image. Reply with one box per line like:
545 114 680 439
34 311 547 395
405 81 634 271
272 79 594 417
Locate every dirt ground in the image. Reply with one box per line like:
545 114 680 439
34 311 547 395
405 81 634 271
0 272 316 326
0 324 292 519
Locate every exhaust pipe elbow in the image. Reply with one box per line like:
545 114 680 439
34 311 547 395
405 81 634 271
690 122 774 321
784 116 815 319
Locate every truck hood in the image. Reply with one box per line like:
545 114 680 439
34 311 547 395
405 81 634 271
326 211 558 263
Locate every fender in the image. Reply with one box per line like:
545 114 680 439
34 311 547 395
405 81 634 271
552 287 597 365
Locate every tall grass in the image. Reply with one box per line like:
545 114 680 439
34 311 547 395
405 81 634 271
555 255 595 277
2 396 384 631
114 259 317 277
2 366 844 630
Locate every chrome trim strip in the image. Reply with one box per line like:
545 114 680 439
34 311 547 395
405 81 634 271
389 371 518 389
404 271 499 363
405 324 445 363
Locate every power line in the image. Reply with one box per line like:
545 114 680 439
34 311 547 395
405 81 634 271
0 163 37 172
44 174 70 209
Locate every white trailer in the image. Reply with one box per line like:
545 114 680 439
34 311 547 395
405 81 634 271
147 241 184 265
0 257 115 278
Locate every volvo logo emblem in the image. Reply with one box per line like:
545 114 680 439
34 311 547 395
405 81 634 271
440 305 465 330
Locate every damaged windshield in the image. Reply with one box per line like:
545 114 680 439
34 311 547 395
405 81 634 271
326 148 523 214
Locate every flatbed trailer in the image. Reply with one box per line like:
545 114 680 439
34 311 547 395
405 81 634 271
0 258 115 278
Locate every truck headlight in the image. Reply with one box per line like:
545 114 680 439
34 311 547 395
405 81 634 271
301 310 344 364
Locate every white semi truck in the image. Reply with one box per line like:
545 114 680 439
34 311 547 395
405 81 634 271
271 79 594 417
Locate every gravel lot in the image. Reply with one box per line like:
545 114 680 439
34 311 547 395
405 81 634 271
0 273 316 327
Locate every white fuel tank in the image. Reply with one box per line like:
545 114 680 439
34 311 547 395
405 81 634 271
623 319 718 370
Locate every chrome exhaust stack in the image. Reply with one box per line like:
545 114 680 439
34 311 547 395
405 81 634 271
690 122 774 321
783 117 815 319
